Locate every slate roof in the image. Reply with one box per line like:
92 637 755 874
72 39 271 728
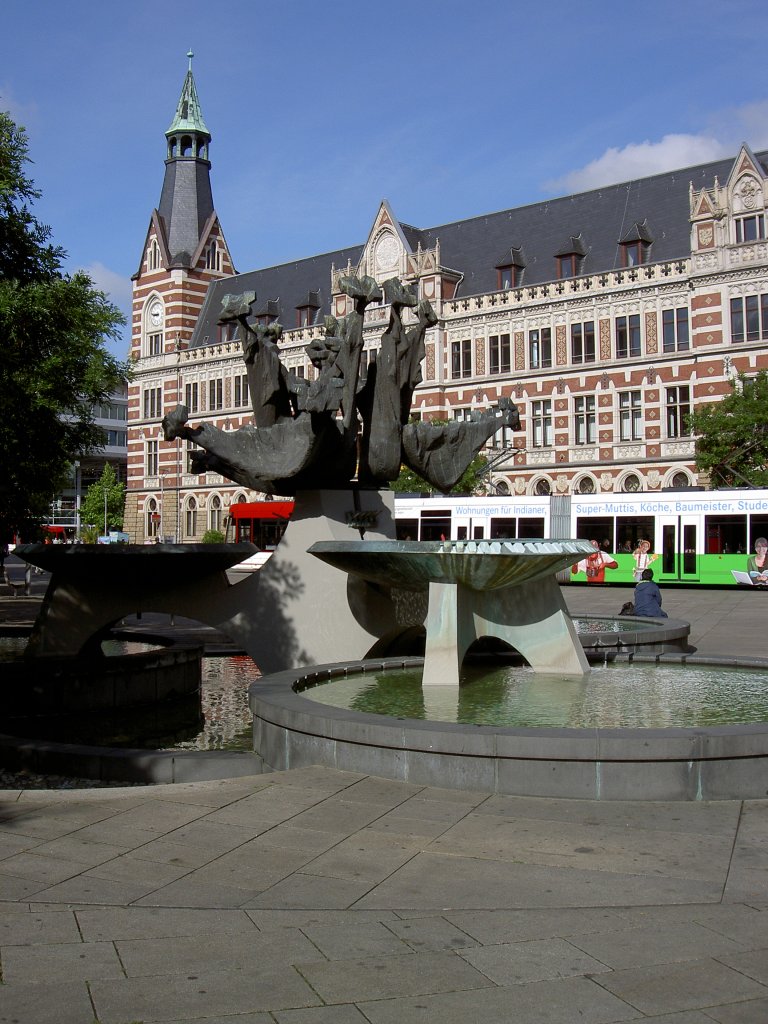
190 149 768 347
158 160 215 268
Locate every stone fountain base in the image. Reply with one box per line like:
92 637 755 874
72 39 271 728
249 655 768 802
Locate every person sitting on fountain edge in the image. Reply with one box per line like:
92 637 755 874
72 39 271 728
633 568 667 618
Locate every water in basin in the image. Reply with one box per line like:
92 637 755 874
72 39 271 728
296 662 768 729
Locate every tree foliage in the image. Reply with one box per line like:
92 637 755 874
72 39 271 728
691 370 768 488
79 463 125 536
0 111 128 539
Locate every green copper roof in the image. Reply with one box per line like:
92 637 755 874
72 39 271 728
166 51 210 138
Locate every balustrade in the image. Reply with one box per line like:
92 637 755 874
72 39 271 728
444 258 690 319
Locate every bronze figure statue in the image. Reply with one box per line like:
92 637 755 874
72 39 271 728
162 276 519 494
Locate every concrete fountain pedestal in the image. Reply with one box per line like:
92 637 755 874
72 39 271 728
310 538 594 686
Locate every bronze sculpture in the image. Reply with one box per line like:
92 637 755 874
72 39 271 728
163 276 519 494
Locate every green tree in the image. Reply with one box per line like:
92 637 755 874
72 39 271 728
0 111 128 540
691 370 768 488
79 464 125 536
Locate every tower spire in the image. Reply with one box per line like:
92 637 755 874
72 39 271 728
156 53 215 267
166 50 210 142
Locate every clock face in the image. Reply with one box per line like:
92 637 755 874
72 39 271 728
149 302 163 328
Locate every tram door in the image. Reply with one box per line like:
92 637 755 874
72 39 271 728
657 515 699 582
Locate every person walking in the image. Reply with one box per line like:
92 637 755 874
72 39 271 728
633 567 667 617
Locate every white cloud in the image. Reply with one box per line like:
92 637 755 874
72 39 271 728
546 100 768 195
79 261 132 309
0 84 37 126
546 134 730 195
78 263 133 358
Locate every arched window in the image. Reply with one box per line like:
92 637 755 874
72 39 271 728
534 478 551 496
671 471 690 489
148 239 160 272
146 498 159 539
622 473 642 493
494 479 510 495
185 497 198 539
181 135 193 157
209 495 222 533
205 240 220 271
577 476 595 494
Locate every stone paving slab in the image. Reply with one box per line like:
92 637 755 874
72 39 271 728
352 850 726 909
595 957 768 1015
89 963 320 1023
0 768 766 1024
356 974 640 1024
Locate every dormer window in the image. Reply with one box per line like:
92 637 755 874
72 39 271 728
557 254 579 279
254 299 280 327
619 220 653 267
495 246 525 290
622 240 650 266
554 235 586 279
497 265 521 289
296 290 321 328
735 214 765 243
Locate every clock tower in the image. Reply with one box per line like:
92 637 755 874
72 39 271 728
124 53 235 541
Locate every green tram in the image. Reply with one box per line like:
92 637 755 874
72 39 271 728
394 490 768 587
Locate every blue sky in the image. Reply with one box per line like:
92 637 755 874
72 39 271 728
4 0 768 357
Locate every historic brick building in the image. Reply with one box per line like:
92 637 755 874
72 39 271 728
125 60 768 541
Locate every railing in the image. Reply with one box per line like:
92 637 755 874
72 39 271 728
443 259 690 318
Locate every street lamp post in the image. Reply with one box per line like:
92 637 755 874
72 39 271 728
159 472 165 542
74 461 81 536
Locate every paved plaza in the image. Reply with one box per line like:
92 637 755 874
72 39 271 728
0 579 767 1022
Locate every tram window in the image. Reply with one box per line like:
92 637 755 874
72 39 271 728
258 521 285 550
396 518 418 541
491 518 516 539
473 526 485 540
457 526 468 540
750 517 768 552
617 516 654 552
518 517 545 538
662 524 676 574
420 508 451 541
683 524 697 574
236 520 251 543
421 516 451 541
705 515 746 554
576 517 613 548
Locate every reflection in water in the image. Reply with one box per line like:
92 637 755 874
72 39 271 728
0 637 259 751
169 655 258 752
298 663 768 729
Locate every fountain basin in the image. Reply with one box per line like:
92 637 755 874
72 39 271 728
249 656 768 801
309 538 593 590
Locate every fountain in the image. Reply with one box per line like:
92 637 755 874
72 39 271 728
10 276 768 798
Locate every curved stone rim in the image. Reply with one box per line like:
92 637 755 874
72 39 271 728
248 656 768 801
